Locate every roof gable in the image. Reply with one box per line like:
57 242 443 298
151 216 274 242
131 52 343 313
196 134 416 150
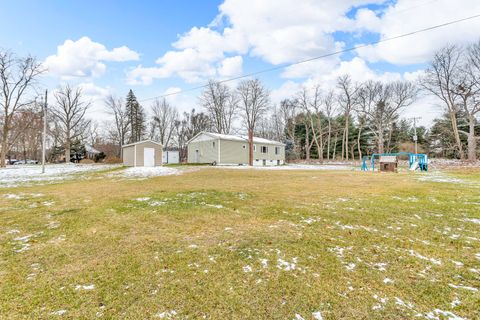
122 140 163 148
187 131 284 145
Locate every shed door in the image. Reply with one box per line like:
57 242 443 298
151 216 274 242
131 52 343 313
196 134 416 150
144 148 155 167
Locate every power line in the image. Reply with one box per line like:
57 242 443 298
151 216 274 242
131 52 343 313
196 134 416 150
138 13 480 103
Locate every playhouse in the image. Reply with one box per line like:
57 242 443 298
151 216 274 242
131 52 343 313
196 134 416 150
361 152 428 172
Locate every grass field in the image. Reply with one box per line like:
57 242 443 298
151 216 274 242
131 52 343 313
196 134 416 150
0 166 479 319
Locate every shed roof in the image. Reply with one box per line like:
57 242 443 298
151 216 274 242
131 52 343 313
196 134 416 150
122 140 163 148
188 132 285 145
379 155 398 163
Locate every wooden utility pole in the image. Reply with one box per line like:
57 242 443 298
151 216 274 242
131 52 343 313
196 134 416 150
411 117 421 154
41 90 48 174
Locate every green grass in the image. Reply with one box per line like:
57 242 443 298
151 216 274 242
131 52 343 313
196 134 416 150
0 167 479 319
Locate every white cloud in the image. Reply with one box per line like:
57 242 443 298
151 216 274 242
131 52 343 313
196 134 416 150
127 0 384 84
218 56 243 77
45 37 139 78
356 0 480 64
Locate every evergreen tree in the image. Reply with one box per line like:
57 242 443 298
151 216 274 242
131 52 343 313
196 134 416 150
126 89 145 143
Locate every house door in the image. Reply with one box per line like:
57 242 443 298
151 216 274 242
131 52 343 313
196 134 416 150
144 148 155 167
195 150 199 163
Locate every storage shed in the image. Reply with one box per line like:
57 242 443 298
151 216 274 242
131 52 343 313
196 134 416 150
379 155 398 172
122 140 163 167
187 132 285 166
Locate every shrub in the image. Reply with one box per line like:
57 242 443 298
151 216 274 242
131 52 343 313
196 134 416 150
104 156 122 164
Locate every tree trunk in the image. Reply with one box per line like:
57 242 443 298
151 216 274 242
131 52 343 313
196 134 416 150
467 115 477 162
65 138 71 163
357 126 362 161
344 117 349 160
305 126 311 161
248 129 253 166
327 121 331 160
332 132 338 160
378 130 384 154
449 111 464 159
0 123 9 167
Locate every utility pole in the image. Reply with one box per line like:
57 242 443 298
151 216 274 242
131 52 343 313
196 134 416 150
411 117 421 154
41 90 48 174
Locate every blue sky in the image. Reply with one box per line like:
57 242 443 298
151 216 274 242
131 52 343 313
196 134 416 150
1 0 479 126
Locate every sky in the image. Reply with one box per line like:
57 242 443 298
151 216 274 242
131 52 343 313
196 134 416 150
1 0 480 127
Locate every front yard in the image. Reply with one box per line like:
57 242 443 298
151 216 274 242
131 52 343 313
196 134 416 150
0 166 479 319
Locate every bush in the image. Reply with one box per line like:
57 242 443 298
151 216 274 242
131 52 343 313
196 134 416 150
104 156 122 164
79 159 95 164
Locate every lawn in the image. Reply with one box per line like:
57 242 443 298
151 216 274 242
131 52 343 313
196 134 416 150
0 166 479 319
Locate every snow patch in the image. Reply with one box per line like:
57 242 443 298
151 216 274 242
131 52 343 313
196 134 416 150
113 166 179 178
0 164 119 187
155 310 177 319
74 284 95 291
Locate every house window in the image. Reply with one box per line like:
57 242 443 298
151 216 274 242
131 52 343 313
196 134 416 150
260 146 268 154
253 145 257 152
275 146 280 155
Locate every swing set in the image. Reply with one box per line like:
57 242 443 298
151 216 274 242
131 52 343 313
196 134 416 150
361 152 428 172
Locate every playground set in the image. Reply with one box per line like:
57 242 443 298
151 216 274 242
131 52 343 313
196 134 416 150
361 152 428 172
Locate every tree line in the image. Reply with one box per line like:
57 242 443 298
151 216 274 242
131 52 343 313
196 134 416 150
1 40 479 167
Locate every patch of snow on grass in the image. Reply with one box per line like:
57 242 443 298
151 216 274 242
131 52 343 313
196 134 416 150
134 197 151 201
312 311 323 320
448 284 478 292
464 218 480 224
114 166 179 178
408 250 442 265
155 310 177 319
217 164 353 171
50 310 67 316
425 309 465 320
75 284 95 291
243 265 252 273
205 204 223 209
0 164 119 188
277 258 296 271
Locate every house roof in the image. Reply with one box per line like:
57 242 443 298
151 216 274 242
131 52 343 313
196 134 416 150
187 131 285 145
85 144 101 154
122 140 163 148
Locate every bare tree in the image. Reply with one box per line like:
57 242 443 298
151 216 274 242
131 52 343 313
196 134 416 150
174 108 211 161
201 80 237 134
358 80 417 154
0 50 44 167
51 85 91 162
105 95 129 157
458 41 480 161
279 99 299 159
296 85 326 162
337 75 359 161
9 106 43 161
237 79 270 166
323 90 337 160
150 98 178 147
421 45 465 159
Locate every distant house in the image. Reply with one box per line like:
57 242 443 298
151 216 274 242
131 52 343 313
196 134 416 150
122 140 163 167
85 144 101 160
187 132 285 166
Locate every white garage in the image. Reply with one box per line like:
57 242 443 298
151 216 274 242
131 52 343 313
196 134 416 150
122 140 163 167
162 150 180 164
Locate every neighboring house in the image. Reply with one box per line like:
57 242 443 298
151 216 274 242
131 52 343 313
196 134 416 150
85 144 101 160
162 149 180 164
187 132 285 166
122 140 163 167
